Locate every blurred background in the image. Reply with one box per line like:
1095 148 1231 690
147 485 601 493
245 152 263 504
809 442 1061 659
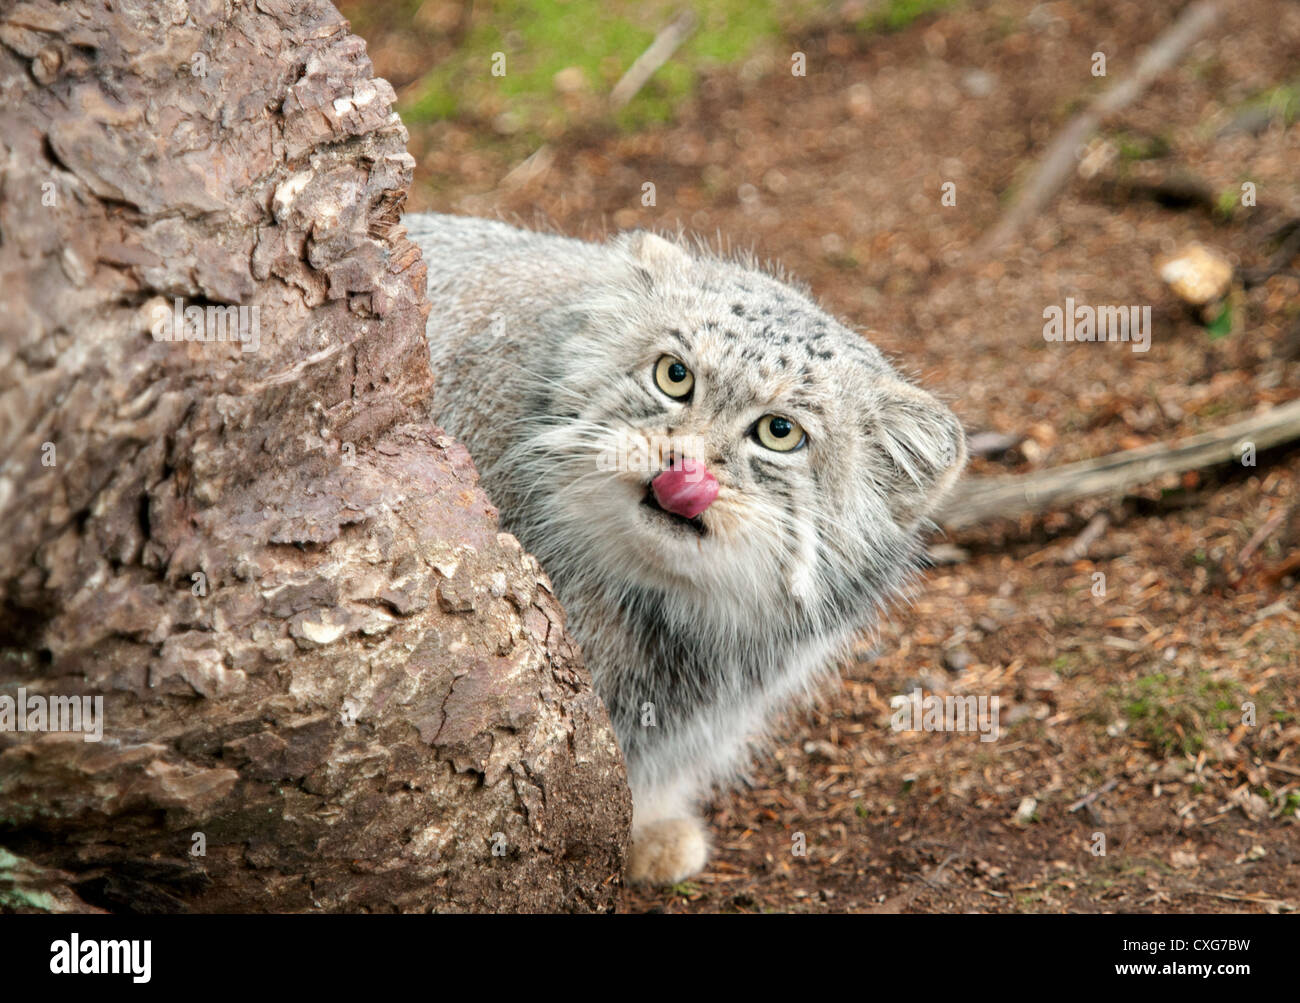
338 0 1300 913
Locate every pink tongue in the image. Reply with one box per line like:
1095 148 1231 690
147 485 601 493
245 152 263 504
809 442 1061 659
651 458 719 519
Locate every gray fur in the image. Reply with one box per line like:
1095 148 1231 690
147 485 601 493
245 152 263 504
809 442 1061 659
408 212 966 871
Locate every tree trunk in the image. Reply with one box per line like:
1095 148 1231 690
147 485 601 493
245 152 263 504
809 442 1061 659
0 0 629 913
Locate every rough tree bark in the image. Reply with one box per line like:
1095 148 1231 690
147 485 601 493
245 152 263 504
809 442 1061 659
0 0 630 912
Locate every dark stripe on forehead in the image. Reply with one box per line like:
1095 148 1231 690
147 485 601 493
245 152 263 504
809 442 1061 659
787 397 824 418
663 327 691 352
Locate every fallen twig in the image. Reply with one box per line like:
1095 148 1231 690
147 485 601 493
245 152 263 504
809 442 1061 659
974 1 1220 256
1235 509 1288 570
1258 550 1300 587
498 142 557 190
1191 889 1294 911
1067 777 1120 813
609 10 698 110
940 397 1300 530
911 851 961 890
1061 512 1110 563
497 11 697 191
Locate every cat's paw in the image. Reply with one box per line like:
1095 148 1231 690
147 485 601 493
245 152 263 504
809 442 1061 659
627 817 708 885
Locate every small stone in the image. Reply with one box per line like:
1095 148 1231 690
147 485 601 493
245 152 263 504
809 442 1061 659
960 69 994 97
846 82 874 119
942 647 973 673
966 430 1021 458
927 543 970 565
552 66 586 94
492 110 522 135
1158 243 1233 306
802 739 839 762
1235 844 1267 863
1230 788 1270 821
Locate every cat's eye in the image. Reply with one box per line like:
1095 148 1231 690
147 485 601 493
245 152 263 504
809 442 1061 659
754 414 806 452
654 355 694 399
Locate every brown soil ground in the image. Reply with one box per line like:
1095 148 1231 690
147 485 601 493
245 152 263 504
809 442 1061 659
341 0 1300 912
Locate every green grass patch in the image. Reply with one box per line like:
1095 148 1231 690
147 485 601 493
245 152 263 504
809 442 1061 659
1113 130 1171 162
1205 299 1235 339
396 0 815 140
1098 670 1244 758
858 0 962 33
393 0 960 144
1215 185 1243 220
1238 82 1300 128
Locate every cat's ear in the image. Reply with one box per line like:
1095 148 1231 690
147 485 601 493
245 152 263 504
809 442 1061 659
617 230 691 279
869 378 966 527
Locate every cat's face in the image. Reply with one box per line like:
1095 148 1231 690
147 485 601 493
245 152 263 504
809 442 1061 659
507 232 965 626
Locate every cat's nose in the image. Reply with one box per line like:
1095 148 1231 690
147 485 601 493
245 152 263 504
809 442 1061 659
651 457 719 519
